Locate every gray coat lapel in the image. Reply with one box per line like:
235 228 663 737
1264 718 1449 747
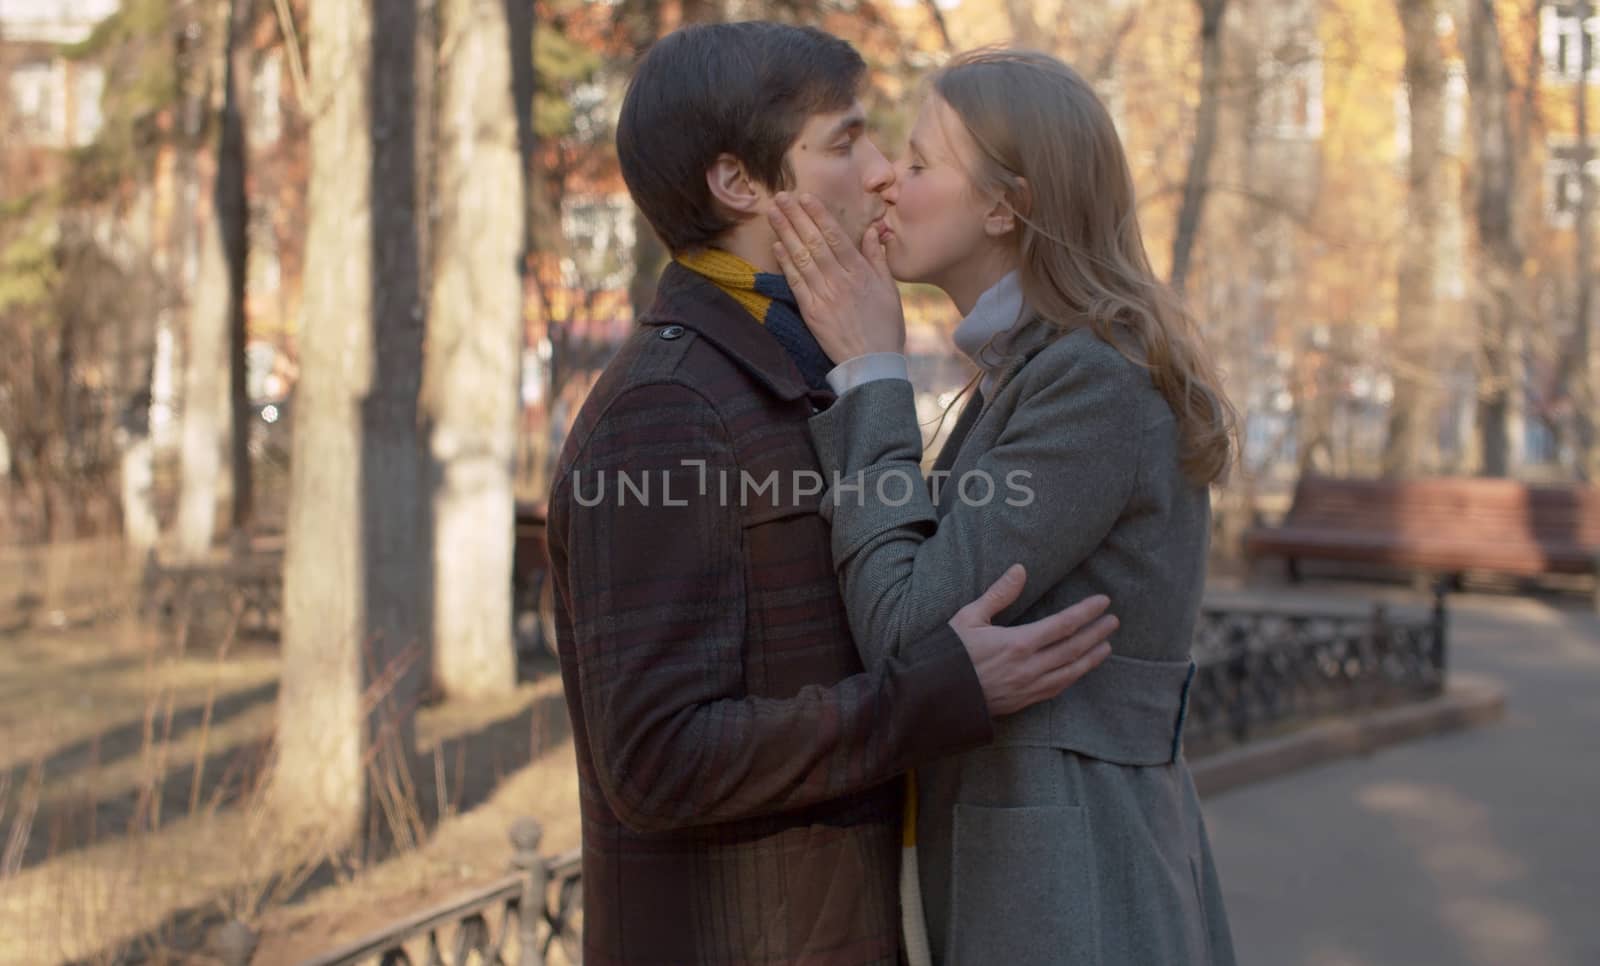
932 319 1058 482
985 317 1056 400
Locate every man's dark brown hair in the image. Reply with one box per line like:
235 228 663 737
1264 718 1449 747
616 22 866 254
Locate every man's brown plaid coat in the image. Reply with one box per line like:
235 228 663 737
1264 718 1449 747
547 263 993 965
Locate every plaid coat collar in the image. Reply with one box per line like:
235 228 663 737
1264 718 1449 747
641 261 836 408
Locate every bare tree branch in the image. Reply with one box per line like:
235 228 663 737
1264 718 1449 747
270 0 309 110
920 0 954 53
1090 9 1141 84
1169 0 1229 298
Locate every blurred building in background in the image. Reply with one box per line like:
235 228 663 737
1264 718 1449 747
0 0 118 148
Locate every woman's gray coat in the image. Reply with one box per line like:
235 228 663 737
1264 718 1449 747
808 322 1238 965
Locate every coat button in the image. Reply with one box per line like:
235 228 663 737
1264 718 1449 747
658 325 685 341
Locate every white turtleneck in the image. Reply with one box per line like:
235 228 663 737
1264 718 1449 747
949 270 1026 399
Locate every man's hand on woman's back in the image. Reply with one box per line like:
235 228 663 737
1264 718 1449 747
951 563 1115 717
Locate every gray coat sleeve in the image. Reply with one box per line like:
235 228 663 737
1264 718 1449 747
807 342 1146 670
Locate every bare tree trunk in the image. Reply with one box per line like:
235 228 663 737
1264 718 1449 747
1577 5 1600 480
630 213 667 319
271 0 429 848
121 433 159 560
175 2 235 562
1169 0 1228 298
224 0 254 543
176 212 228 560
121 187 164 569
1463 0 1524 478
1383 0 1446 479
620 0 667 320
422 0 522 700
416 0 438 289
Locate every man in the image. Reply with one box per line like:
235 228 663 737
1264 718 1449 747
547 22 1116 965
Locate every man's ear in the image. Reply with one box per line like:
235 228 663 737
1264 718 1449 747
707 153 767 216
984 176 1029 237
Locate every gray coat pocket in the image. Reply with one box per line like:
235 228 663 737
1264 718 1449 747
947 804 1098 966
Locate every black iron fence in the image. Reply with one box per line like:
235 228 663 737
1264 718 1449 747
217 819 581 966
1185 587 1448 752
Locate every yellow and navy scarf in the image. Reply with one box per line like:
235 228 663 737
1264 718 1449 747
675 248 837 390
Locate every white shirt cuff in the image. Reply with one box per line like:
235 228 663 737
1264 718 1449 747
825 352 911 395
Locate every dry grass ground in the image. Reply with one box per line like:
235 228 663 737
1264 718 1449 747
0 541 582 965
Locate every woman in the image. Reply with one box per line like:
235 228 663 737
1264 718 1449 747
768 49 1239 964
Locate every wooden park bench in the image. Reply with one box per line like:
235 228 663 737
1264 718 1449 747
1244 475 1600 606
139 547 285 639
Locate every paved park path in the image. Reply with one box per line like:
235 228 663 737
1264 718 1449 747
1201 581 1600 966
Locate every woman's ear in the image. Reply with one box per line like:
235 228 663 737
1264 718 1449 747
707 153 766 216
984 176 1030 237
983 197 1016 237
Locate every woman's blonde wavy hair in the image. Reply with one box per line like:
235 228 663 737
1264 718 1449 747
932 48 1238 485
